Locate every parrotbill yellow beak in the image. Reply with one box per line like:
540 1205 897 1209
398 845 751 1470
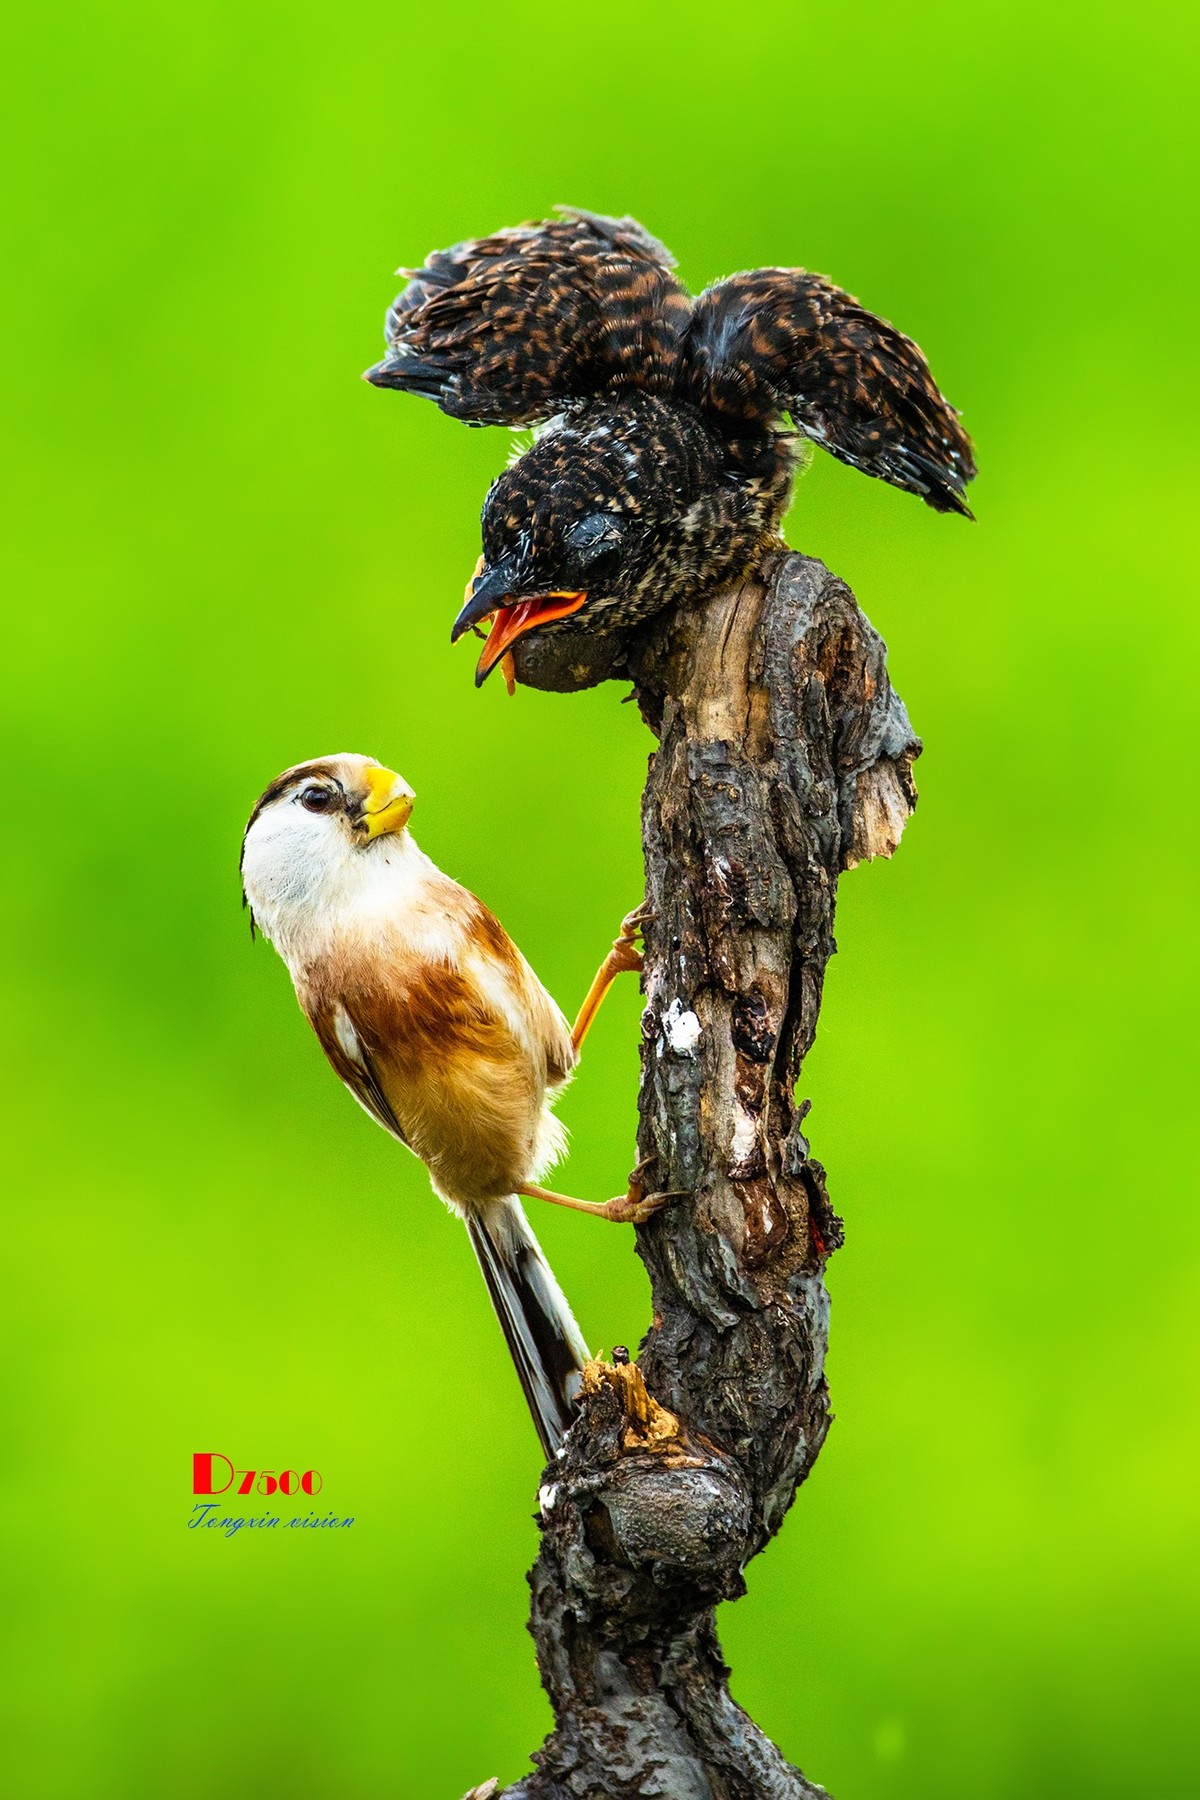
361 765 415 839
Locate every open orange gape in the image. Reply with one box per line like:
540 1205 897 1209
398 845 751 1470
457 556 586 694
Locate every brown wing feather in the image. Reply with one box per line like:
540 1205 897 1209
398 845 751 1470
309 999 409 1143
303 901 570 1204
364 208 691 425
464 898 576 1087
680 269 975 516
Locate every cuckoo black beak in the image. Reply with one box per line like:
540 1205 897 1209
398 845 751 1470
451 561 519 642
451 556 587 687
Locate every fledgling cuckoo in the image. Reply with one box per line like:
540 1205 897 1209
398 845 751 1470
365 209 975 686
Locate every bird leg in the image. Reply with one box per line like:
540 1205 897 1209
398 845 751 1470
570 907 650 1056
517 1160 683 1226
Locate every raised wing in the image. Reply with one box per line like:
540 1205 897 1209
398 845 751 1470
364 208 690 426
680 269 975 516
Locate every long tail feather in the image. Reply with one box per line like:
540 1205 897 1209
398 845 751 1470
466 1199 590 1460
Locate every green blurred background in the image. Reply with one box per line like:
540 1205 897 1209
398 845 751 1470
3 0 1196 1794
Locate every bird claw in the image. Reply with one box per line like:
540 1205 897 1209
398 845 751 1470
610 905 654 975
618 905 655 941
604 1160 688 1224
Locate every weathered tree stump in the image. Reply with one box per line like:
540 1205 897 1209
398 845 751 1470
470 551 919 1799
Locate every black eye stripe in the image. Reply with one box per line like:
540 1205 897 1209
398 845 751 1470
243 761 348 839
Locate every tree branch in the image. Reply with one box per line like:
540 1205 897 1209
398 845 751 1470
472 552 919 1799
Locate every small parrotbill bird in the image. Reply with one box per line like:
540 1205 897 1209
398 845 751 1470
364 208 976 685
240 753 652 1456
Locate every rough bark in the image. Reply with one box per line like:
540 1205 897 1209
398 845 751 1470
467 552 919 1800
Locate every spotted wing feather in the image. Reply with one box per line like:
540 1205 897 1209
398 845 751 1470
681 269 975 516
365 209 690 426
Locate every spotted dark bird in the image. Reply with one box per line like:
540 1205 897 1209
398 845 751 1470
365 209 975 686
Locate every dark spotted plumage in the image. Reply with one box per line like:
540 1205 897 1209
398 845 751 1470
375 210 688 424
365 209 975 681
682 269 975 516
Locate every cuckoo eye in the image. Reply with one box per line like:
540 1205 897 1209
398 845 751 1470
299 785 337 813
568 513 624 587
582 543 622 586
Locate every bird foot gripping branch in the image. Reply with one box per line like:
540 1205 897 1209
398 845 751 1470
518 1156 686 1227
569 905 649 1055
